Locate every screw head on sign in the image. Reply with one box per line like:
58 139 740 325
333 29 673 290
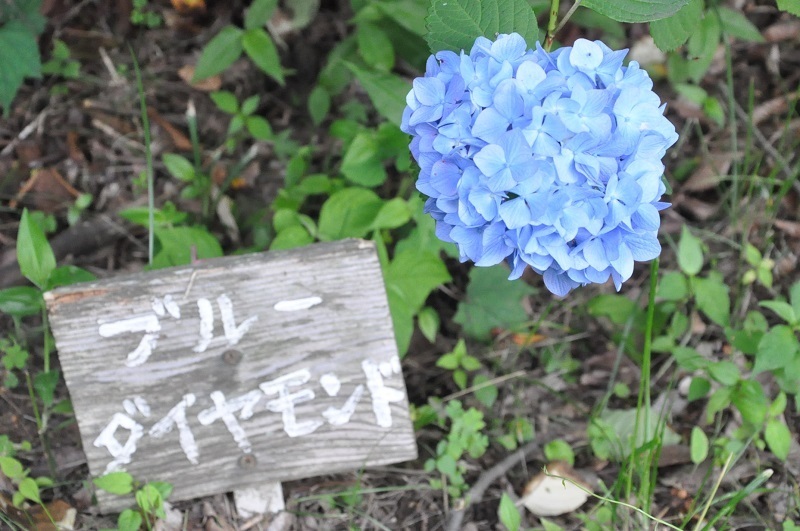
222 349 243 365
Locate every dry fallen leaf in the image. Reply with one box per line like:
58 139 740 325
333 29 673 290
11 167 80 211
682 153 734 193
147 107 193 151
521 461 591 517
171 0 205 12
178 65 222 92
29 499 77 530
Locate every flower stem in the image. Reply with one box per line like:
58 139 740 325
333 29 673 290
545 0 583 52
545 0 560 51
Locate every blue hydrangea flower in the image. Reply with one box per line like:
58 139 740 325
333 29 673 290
401 33 677 296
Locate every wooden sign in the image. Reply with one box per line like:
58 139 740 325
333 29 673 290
44 240 417 512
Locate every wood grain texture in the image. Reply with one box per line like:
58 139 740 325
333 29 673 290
45 240 417 512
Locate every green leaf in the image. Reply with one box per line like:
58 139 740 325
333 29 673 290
453 266 535 341
544 439 575 466
759 300 797 325
690 426 708 464
346 62 410 127
152 226 223 268
0 456 24 479
246 116 273 140
672 346 708 371
777 0 800 17
437 353 460 370
417 307 440 343
385 248 451 313
650 0 702 51
0 286 43 316
94 471 134 495
678 226 703 276
117 509 143 531
193 26 243 81
425 0 539 54
357 22 395 71
163 153 195 182
241 95 260 115
18 477 41 503
498 493 522 531
581 0 690 22
375 1 428 36
657 271 689 301
718 7 764 42
269 225 314 251
17 208 56 289
589 407 681 460
790 281 800 317
370 198 411 230
765 419 791 460
308 86 330 125
694 272 730 327
685 13 720 83
708 360 739 386
0 21 42 114
754 325 800 374
318 188 384 240
210 90 239 114
473 374 498 408
242 28 285 85
34 370 59 407
244 0 278 29
587 293 637 325
341 132 387 187
732 380 767 426
770 392 788 416
47 265 95 289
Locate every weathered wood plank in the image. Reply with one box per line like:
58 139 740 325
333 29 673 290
44 239 417 512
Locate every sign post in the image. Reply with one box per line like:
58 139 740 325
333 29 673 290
45 239 417 512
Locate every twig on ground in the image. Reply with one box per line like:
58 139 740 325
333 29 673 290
445 440 541 531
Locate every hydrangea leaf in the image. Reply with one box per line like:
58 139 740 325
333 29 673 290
581 0 690 23
384 249 451 354
425 0 539 54
718 7 764 42
649 0 703 52
454 265 535 341
346 62 408 127
0 21 42 114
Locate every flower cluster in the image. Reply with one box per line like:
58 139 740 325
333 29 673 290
401 34 677 296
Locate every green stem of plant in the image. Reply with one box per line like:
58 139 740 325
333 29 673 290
24 371 57 479
130 45 155 266
627 258 659 509
41 308 51 374
545 0 560 51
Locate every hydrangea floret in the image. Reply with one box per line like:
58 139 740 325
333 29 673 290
401 33 678 296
